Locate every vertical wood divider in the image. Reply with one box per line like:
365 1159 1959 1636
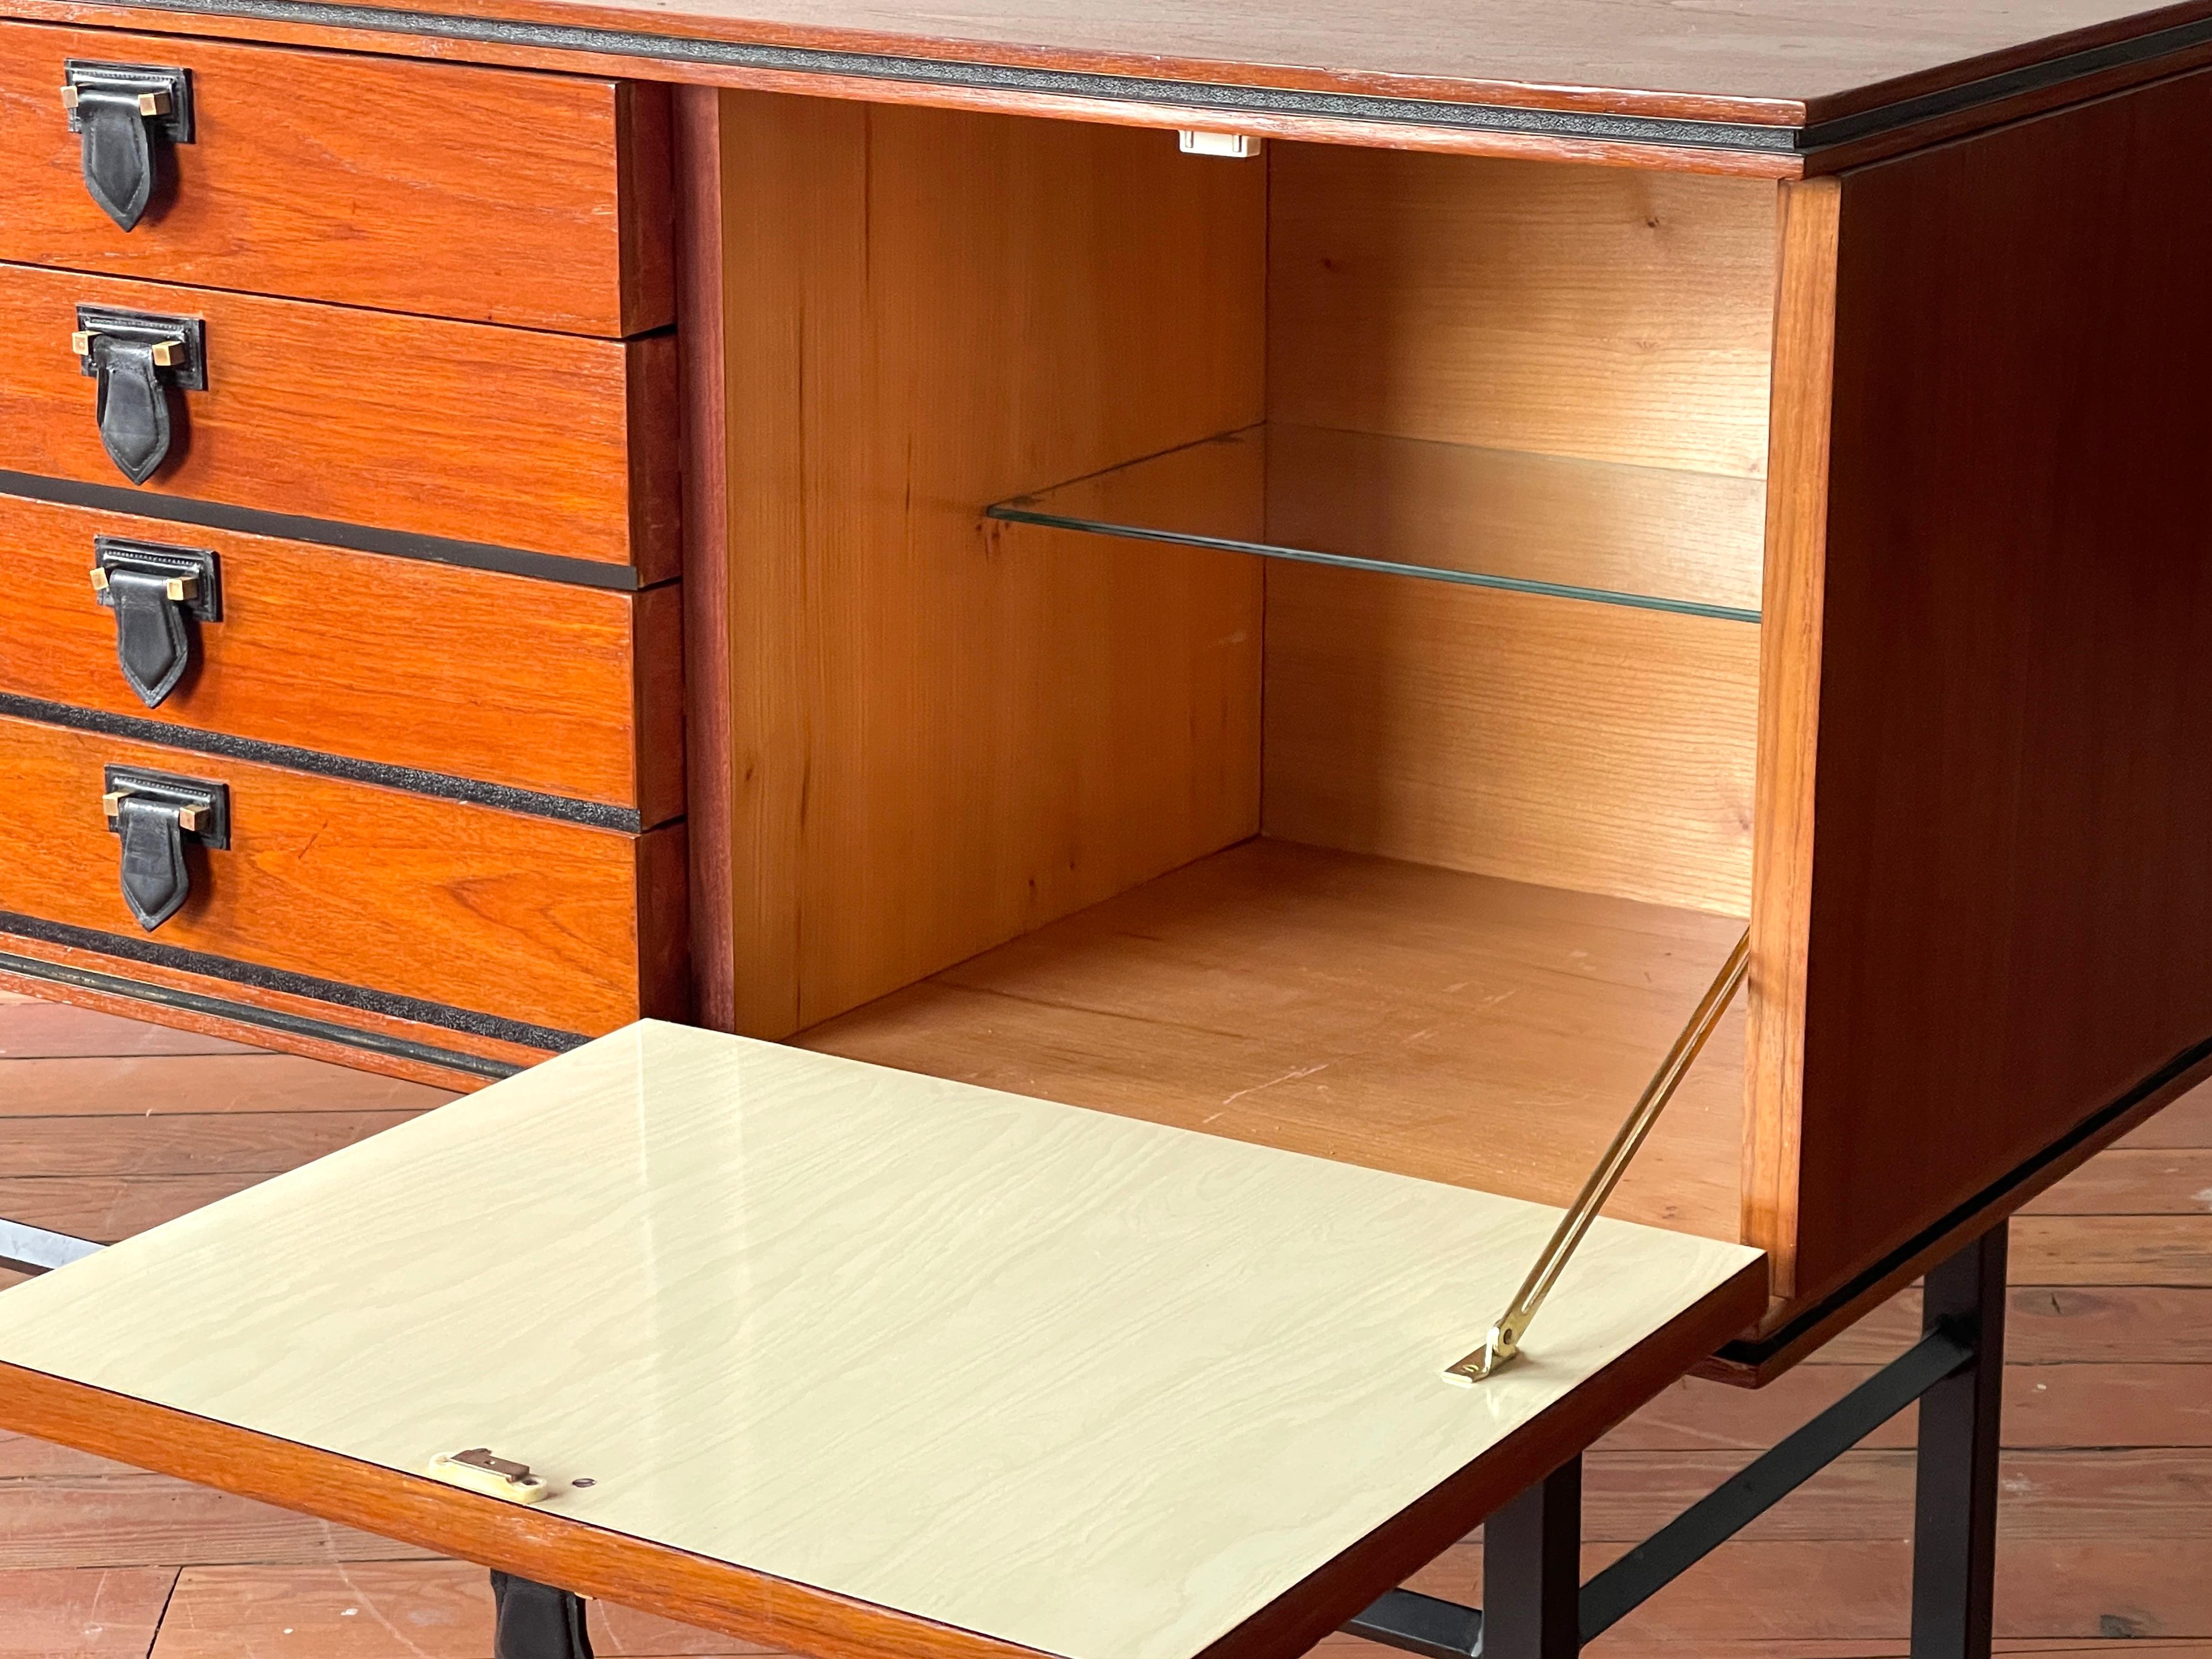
675 84 736 1030
1743 174 1840 1304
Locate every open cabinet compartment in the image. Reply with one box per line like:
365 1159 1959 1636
706 92 1791 1335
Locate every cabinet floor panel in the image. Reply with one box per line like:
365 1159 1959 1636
799 836 1747 1240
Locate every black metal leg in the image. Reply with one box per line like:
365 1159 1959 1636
491 1570 595 1659
1910 1222 2009 1659
1482 1456 1582 1658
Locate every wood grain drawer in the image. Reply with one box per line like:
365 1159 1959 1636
0 713 687 1040
0 495 683 824
0 21 671 336
0 264 678 574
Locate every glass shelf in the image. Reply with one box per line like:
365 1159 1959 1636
986 423 1765 624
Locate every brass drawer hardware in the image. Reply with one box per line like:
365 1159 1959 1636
90 536 223 708
73 306 205 486
1448 928 1752 1382
71 333 188 369
61 60 195 232
100 765 229 932
88 568 198 604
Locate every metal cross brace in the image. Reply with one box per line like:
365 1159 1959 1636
1346 1224 2010 1659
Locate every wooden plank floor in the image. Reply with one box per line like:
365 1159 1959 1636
2 987 2206 1658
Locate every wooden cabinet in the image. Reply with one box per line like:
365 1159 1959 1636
1 15 2200 1347
1 1 2208 1653
0 0 2199 1355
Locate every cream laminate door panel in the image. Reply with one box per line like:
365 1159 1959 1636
0 1021 1761 1659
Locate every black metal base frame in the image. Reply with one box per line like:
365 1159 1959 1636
492 1570 596 1659
1346 1222 2012 1659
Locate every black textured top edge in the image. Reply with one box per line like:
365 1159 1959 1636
0 470 644 592
93 0 2212 156
0 692 643 832
109 0 1801 152
1797 11 2212 150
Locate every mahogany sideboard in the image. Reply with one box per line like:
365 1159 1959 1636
0 1 2208 1651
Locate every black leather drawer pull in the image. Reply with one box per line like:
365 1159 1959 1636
73 306 205 485
102 765 229 932
90 536 223 708
61 60 194 232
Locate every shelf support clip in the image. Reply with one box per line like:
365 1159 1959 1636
1446 927 1751 1384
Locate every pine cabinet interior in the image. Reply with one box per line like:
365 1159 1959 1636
696 110 1775 1309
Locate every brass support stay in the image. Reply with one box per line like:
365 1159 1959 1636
1447 928 1752 1384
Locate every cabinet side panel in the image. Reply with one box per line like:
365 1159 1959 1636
715 93 1266 1036
1791 69 2212 1308
1744 175 1840 1299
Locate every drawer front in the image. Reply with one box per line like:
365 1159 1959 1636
0 713 686 1039
0 22 671 336
0 264 678 572
0 495 683 822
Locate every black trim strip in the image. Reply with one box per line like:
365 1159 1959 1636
1799 12 2212 149
0 917 586 1056
1716 1029 2212 1369
77 0 1801 152
69 0 2212 157
0 470 642 592
0 948 527 1078
0 693 642 831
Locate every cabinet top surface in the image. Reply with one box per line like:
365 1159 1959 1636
37 0 2212 129
0 1020 1759 1659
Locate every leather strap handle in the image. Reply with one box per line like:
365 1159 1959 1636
102 767 229 933
89 335 172 484
103 568 191 705
112 793 192 931
62 61 194 232
73 307 205 485
70 85 157 230
91 537 223 708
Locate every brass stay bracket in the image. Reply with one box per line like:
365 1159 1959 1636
1446 928 1751 1384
